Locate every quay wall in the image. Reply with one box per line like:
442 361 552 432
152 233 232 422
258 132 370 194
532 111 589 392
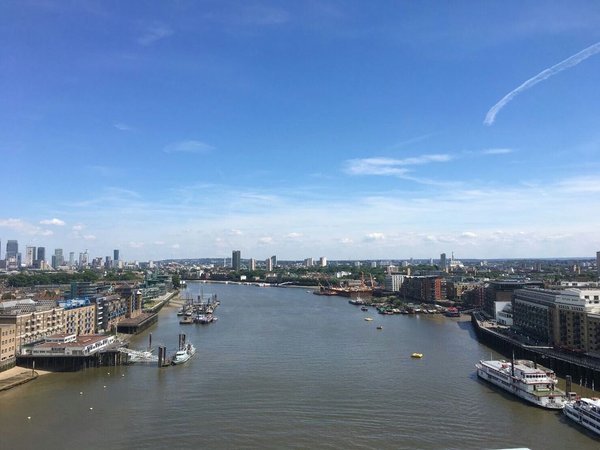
471 314 600 391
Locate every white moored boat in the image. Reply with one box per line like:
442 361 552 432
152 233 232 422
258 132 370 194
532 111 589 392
172 343 196 365
475 359 567 409
563 397 600 436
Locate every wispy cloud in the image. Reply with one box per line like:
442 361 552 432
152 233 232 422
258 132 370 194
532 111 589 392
0 218 53 236
113 123 134 132
163 140 215 154
137 22 174 46
481 148 513 155
557 176 600 193
345 154 452 177
364 232 385 241
484 41 600 125
87 165 120 177
40 218 65 226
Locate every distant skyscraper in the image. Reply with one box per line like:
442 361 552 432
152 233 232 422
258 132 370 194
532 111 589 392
37 247 46 264
319 256 327 267
440 253 447 272
597 251 600 278
25 246 36 267
249 258 256 271
79 250 89 268
54 248 64 268
69 252 75 267
270 255 277 268
232 250 241 271
6 240 18 259
304 257 313 267
265 257 273 271
114 249 119 261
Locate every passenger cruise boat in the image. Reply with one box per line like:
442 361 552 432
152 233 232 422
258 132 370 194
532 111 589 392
563 397 600 436
172 343 196 365
475 359 567 409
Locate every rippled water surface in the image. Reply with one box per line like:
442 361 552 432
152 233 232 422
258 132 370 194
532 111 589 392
2 282 599 449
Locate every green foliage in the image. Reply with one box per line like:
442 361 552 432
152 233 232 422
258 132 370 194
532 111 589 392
104 271 140 282
172 274 181 288
5 270 100 287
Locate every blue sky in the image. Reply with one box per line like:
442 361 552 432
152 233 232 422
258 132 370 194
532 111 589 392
2 0 600 261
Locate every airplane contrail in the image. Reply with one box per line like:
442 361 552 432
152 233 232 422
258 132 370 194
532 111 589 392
484 41 600 126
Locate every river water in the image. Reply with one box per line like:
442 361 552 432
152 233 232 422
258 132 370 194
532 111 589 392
1 282 599 449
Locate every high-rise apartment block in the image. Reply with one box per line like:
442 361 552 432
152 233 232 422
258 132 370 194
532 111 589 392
114 249 119 262
319 257 327 267
232 250 241 271
25 246 36 267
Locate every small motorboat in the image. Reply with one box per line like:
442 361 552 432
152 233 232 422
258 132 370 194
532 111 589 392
411 353 423 358
376 326 383 330
364 317 373 321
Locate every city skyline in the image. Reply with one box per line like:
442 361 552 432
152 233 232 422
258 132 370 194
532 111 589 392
2 2 600 260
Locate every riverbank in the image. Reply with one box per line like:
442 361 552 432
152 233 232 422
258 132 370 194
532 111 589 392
0 366 51 392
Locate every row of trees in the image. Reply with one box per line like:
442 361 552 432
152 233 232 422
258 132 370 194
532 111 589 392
2 270 100 288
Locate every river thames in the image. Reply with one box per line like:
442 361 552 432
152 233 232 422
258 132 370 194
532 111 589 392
1 282 599 449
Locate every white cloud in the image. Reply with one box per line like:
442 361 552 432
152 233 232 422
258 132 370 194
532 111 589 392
137 22 174 46
154 240 165 245
557 176 600 193
83 234 97 241
40 218 65 226
163 140 214 154
481 148 513 155
286 232 303 239
171 243 180 249
258 236 273 244
461 231 478 239
229 229 243 236
345 154 452 177
72 224 85 231
129 241 145 248
113 123 134 132
365 232 385 241
0 218 53 236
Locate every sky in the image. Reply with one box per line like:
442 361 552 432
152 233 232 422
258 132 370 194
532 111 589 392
2 0 600 261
